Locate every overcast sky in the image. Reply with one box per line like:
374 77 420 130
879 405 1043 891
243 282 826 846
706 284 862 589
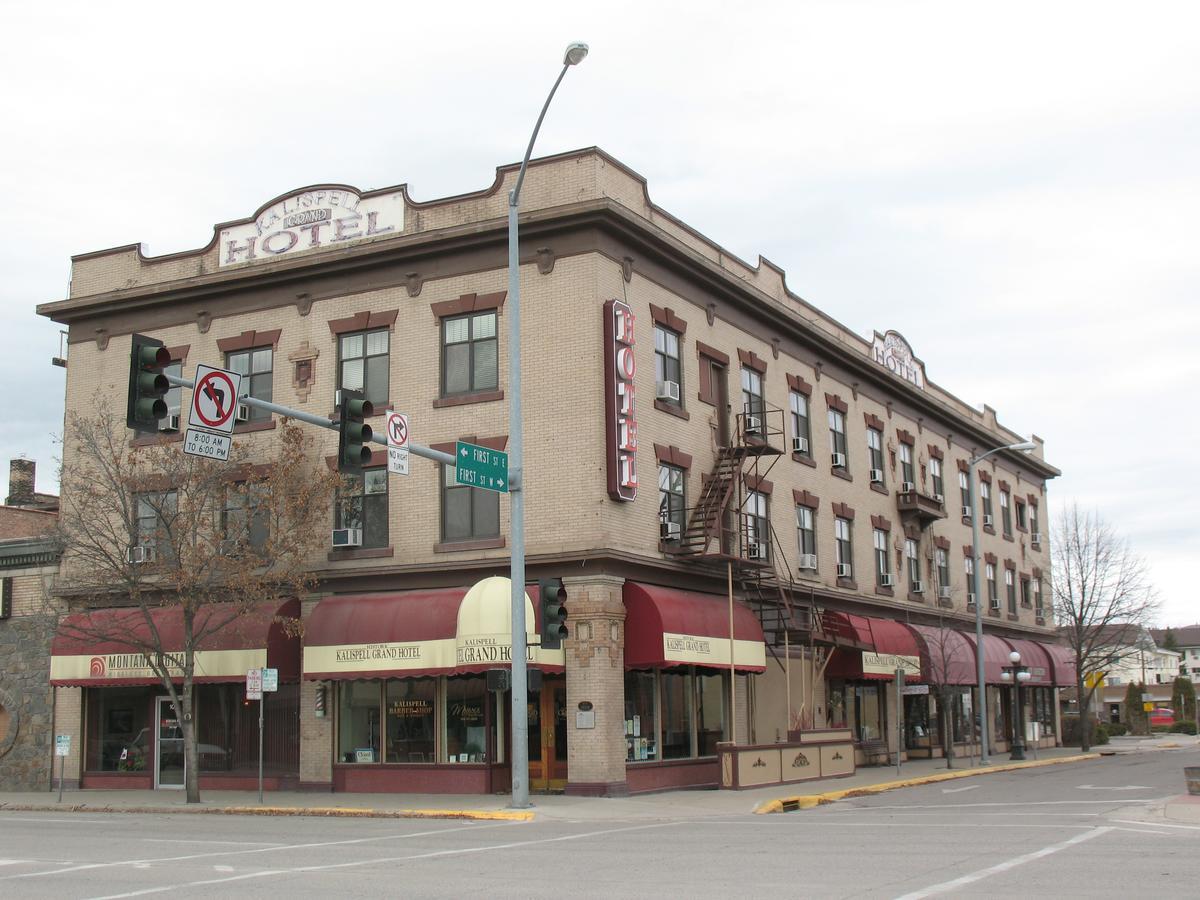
3 2 1196 624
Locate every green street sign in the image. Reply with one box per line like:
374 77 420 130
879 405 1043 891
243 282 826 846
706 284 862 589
456 441 509 494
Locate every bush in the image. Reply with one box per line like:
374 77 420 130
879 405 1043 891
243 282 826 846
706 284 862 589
1062 716 1108 746
1107 722 1129 736
1094 723 1110 745
1151 724 1173 734
1172 720 1198 735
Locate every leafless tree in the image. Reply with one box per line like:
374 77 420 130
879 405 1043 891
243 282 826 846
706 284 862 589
1052 503 1159 751
50 405 341 802
912 619 977 768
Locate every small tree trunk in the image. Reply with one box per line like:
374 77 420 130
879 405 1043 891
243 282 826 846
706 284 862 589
941 691 954 769
1077 677 1090 751
181 680 201 804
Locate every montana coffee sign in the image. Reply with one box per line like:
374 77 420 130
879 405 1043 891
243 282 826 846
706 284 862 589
604 299 638 501
219 186 405 267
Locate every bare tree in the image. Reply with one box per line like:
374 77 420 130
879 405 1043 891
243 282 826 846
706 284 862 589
911 620 977 768
51 405 340 802
1052 503 1159 751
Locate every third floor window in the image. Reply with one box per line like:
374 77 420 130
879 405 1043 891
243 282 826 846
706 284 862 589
741 367 764 421
226 346 273 422
654 326 682 404
899 443 914 488
980 481 993 523
930 457 944 499
789 391 811 456
796 505 816 558
1000 490 1012 536
442 312 498 397
829 409 847 467
867 428 885 484
340 328 389 407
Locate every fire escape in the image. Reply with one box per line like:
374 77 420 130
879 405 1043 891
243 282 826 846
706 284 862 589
666 403 818 650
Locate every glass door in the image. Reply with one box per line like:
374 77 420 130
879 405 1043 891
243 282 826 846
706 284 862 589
526 676 568 792
155 697 185 789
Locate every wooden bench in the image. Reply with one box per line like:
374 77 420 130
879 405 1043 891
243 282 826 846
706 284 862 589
859 739 890 766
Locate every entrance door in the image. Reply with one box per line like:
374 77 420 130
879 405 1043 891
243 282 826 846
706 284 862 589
528 676 568 792
155 697 185 789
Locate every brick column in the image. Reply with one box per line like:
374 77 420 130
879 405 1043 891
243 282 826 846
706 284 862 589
54 686 83 789
298 596 333 791
562 574 627 797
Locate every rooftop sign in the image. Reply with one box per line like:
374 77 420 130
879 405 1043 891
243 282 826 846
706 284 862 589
871 330 926 390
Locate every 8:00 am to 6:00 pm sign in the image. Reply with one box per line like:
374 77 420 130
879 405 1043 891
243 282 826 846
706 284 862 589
184 428 232 461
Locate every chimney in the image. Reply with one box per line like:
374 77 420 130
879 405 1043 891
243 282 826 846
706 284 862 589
6 459 35 507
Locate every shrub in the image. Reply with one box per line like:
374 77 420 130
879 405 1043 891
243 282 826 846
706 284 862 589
1062 715 1108 746
1107 722 1129 736
1171 678 1196 723
1172 720 1198 735
1151 724 1173 734
1094 723 1110 745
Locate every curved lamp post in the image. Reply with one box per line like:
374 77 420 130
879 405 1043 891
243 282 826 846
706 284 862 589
508 41 588 810
1001 650 1032 760
969 439 1036 765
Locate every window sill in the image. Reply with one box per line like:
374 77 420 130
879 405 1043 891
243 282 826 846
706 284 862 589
433 390 504 409
832 468 853 482
791 453 816 468
874 585 895 597
983 526 996 535
232 418 277 435
654 399 690 420
907 592 926 603
1035 616 1046 625
837 577 858 590
1031 542 1042 551
131 430 184 448
961 516 972 526
327 546 395 562
434 536 506 553
938 597 954 609
987 608 1001 618
1002 533 1015 543
870 482 889 495
1007 613 1020 622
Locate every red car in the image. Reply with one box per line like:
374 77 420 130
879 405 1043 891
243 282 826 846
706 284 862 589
1149 707 1175 726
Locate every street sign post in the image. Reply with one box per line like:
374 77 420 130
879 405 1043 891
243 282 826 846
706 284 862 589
55 734 70 802
262 668 278 692
455 441 509 493
246 667 263 700
386 412 410 477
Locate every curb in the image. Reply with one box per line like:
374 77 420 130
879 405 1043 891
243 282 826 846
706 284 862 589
754 753 1101 814
0 802 533 822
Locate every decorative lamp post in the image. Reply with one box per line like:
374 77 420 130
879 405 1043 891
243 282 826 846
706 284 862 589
1001 650 1032 761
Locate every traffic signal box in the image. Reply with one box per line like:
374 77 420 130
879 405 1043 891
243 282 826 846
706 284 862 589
126 334 171 432
539 578 569 650
337 389 374 472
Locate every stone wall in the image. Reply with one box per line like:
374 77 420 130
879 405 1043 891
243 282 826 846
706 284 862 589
0 609 54 790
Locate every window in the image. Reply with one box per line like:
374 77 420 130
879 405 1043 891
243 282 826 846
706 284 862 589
654 326 682 403
222 484 269 552
980 481 993 524
695 672 726 756
84 686 154 772
1006 568 1017 614
899 443 914 488
829 409 847 467
789 391 811 456
164 361 183 419
1016 499 1028 530
986 563 998 609
338 681 381 763
226 346 273 422
340 329 389 407
930 458 944 499
867 428 885 484
625 671 658 761
743 490 769 557
965 557 976 603
741 367 764 421
135 490 177 561
959 471 971 515
1033 578 1044 618
1020 576 1032 608
658 464 686 539
0 577 10 619
442 465 500 543
1000 490 1012 536
906 538 920 587
661 670 693 760
625 668 727 762
442 312 497 397
835 517 853 575
1030 504 1041 540
445 675 489 762
936 548 950 594
336 468 389 549
796 506 816 559
874 528 890 585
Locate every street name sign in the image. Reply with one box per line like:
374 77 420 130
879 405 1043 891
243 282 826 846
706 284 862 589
386 411 410 477
455 441 509 493
183 428 232 461
188 364 242 435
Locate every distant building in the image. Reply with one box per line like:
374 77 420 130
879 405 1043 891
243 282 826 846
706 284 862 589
1151 626 1200 685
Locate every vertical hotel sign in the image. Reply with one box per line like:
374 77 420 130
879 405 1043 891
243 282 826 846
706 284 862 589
604 299 638 501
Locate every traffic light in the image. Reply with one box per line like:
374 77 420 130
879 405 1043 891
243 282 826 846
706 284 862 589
539 578 568 650
337 388 374 471
126 334 171 432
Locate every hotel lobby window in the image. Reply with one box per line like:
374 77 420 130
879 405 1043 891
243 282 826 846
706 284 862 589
445 675 489 763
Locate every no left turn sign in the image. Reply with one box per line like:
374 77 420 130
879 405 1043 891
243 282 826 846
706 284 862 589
188 364 243 435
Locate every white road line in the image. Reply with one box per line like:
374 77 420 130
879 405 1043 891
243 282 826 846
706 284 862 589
90 869 286 899
687 821 1091 829
0 821 509 882
892 826 1113 900
1110 818 1200 831
827 797 1170 811
140 839 283 846
0 861 28 867
941 785 979 794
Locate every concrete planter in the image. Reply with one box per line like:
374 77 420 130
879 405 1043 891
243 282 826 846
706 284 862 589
1184 766 1200 795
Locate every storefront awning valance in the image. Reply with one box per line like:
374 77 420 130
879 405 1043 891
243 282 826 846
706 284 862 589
623 583 766 673
50 599 300 687
824 616 921 681
1004 638 1053 686
1041 642 1077 687
303 578 565 681
907 625 978 686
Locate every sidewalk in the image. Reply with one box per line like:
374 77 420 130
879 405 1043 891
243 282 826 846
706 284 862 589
0 745 1114 822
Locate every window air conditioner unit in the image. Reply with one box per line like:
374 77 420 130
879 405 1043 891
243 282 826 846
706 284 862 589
961 506 972 518
126 545 157 564
870 468 884 484
798 553 817 571
933 493 945 504
967 592 977 606
911 581 924 593
982 514 993 527
332 528 362 548
1031 533 1043 545
744 416 762 435
792 436 809 454
938 586 952 600
747 543 768 560
161 414 181 433
836 563 852 578
656 381 681 403
236 404 251 423
901 481 915 493
831 452 847 469
990 596 1001 610
880 573 894 587
660 520 682 541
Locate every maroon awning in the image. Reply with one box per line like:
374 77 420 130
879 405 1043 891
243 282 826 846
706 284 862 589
50 599 300 686
821 611 874 649
825 616 923 681
907 625 977 686
961 633 1015 684
1004 638 1053 686
624 583 766 673
1040 642 1077 687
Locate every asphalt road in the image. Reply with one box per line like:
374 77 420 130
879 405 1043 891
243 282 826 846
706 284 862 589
2 750 1198 898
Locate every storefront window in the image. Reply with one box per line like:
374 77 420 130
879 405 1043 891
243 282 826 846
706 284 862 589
85 687 154 772
660 670 693 759
445 676 488 762
624 671 657 762
827 679 848 728
853 683 883 742
195 683 299 775
338 682 380 763
904 694 932 749
695 672 726 756
1032 687 1055 734
385 679 436 763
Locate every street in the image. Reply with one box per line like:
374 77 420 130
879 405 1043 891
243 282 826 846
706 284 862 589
1 749 1198 898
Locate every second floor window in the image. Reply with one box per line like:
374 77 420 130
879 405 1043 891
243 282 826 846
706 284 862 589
930 458 944 499
659 464 686 538
340 329 389 407
980 481 994 523
223 484 269 552
829 410 847 467
442 312 498 396
835 517 853 574
227 347 273 422
965 557 976 602
867 429 885 484
1006 568 1016 613
1033 578 1043 616
1016 499 1027 530
906 538 920 586
899 443 914 488
654 326 682 402
873 528 890 583
796 506 816 558
336 468 389 550
959 471 971 515
135 490 177 561
741 367 764 420
743 490 769 556
790 392 811 456
1020 576 1032 608
1031 504 1041 540
986 563 998 608
936 548 950 592
1000 490 1012 536
442 465 500 543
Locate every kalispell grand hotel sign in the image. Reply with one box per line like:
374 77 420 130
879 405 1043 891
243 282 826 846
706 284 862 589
870 330 927 390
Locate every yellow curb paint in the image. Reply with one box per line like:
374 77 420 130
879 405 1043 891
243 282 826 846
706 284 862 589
754 753 1101 814
0 803 533 822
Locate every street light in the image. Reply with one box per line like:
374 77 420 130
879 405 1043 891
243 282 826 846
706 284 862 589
969 439 1036 765
507 41 588 810
1001 650 1032 760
